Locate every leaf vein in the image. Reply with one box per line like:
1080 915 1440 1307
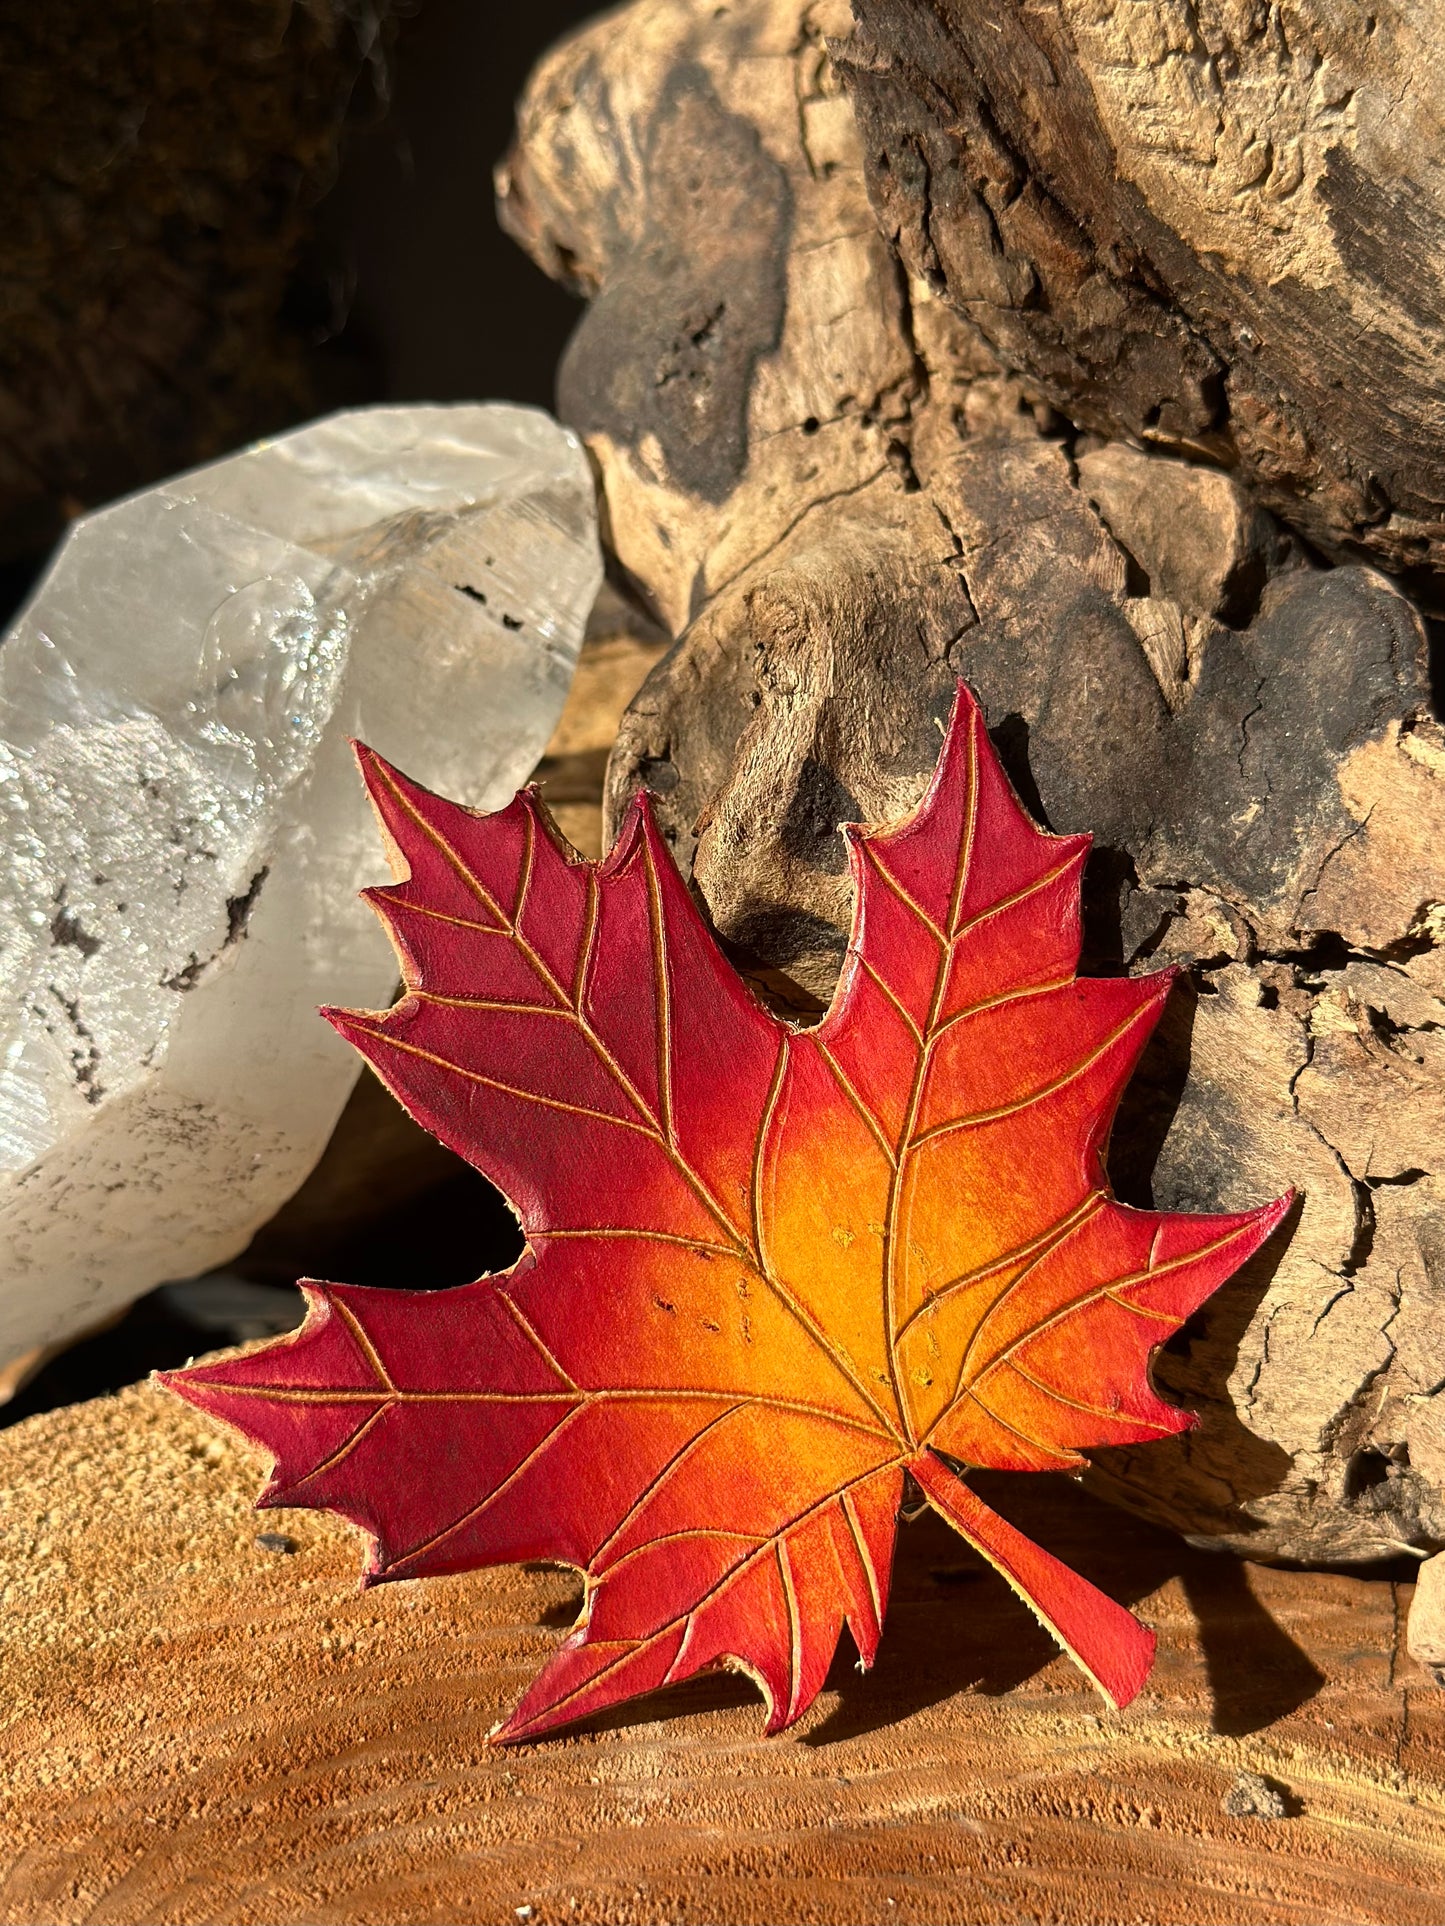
381 1404 587 1575
342 1024 658 1138
815 1039 898 1170
1007 1358 1175 1434
897 1193 1104 1346
530 1460 901 1730
930 1220 1261 1440
860 843 947 946
908 1000 1159 1151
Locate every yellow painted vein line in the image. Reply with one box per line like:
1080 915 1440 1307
573 869 601 1010
1104 1289 1179 1324
383 1403 587 1575
948 1380 1076 1465
514 803 536 931
855 954 924 1044
378 899 511 937
750 1042 789 1279
1006 1357 1174 1434
343 1023 658 1138
908 1000 1160 1149
779 1537 804 1721
947 1220 1263 1419
841 1486 882 1630
932 973 1075 1039
895 1192 1104 1344
945 699 982 940
948 845 1086 948
814 1038 898 1171
541 1227 741 1258
643 831 675 1150
207 1386 576 1406
859 841 947 946
496 1291 579 1393
606 1526 767 1582
330 1293 396 1394
410 992 573 1017
591 1403 746 1569
278 1399 390 1492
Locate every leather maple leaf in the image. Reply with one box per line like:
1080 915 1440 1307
162 683 1289 1740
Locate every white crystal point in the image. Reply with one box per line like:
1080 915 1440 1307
0 403 602 1368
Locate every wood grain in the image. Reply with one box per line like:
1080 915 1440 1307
3 1372 1444 1925
842 0 1445 573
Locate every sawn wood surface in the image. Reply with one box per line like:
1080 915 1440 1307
2 1370 1443 1926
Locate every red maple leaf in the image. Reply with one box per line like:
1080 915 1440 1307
162 683 1289 1740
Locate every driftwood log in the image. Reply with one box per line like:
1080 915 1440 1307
498 0 1445 1589
842 0 1445 575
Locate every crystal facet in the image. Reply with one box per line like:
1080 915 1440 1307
0 404 601 1366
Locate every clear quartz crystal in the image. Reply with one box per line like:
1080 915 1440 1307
0 404 601 1367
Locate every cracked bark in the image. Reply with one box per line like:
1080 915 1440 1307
842 0 1445 575
502 0 1445 1569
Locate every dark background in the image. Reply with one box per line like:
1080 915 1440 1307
308 0 601 412
0 0 605 624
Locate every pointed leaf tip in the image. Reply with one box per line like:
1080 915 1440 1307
349 736 391 789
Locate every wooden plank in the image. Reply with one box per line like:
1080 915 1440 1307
3 1373 1442 1925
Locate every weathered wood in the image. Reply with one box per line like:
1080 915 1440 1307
840 0 1445 574
3 1374 1445 1925
497 0 921 642
499 0 1445 1585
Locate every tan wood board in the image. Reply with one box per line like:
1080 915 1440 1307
3 1372 1443 1924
